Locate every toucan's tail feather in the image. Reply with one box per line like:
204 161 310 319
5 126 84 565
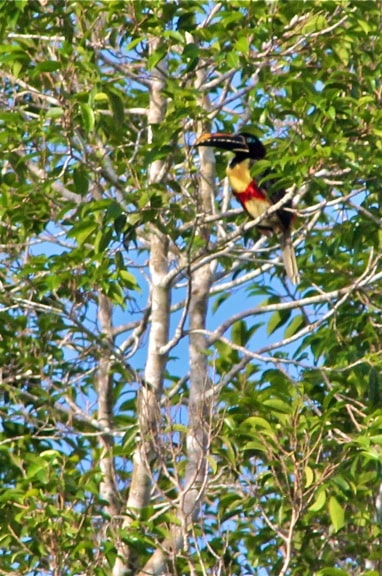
281 231 300 285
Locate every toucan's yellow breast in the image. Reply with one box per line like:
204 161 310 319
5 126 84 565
226 160 252 193
243 197 271 219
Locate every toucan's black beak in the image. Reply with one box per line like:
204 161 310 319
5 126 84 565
196 132 266 160
195 132 250 154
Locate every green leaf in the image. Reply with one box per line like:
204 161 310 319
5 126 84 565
356 18 371 34
242 416 275 436
73 166 89 195
107 88 125 124
304 466 314 488
267 309 291 335
328 496 345 532
212 292 230 313
147 44 167 69
368 367 381 408
317 568 349 576
300 13 327 34
32 60 61 77
26 456 49 484
284 314 305 338
94 227 113 254
308 489 326 512
80 103 95 133
263 398 291 414
119 269 140 291
46 107 64 119
234 35 249 54
231 320 248 346
242 440 268 453
68 220 98 246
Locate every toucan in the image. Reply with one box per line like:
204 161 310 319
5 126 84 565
195 131 300 284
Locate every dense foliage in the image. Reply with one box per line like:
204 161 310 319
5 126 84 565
0 1 381 575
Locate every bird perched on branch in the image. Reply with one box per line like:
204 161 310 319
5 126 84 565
196 131 299 284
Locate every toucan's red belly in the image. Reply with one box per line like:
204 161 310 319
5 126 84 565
233 181 276 230
233 180 268 203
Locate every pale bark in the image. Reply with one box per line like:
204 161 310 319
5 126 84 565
91 172 121 520
112 37 169 576
137 60 216 576
182 73 216 525
98 291 120 516
182 142 214 520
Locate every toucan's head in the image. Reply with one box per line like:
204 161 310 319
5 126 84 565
195 131 266 166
